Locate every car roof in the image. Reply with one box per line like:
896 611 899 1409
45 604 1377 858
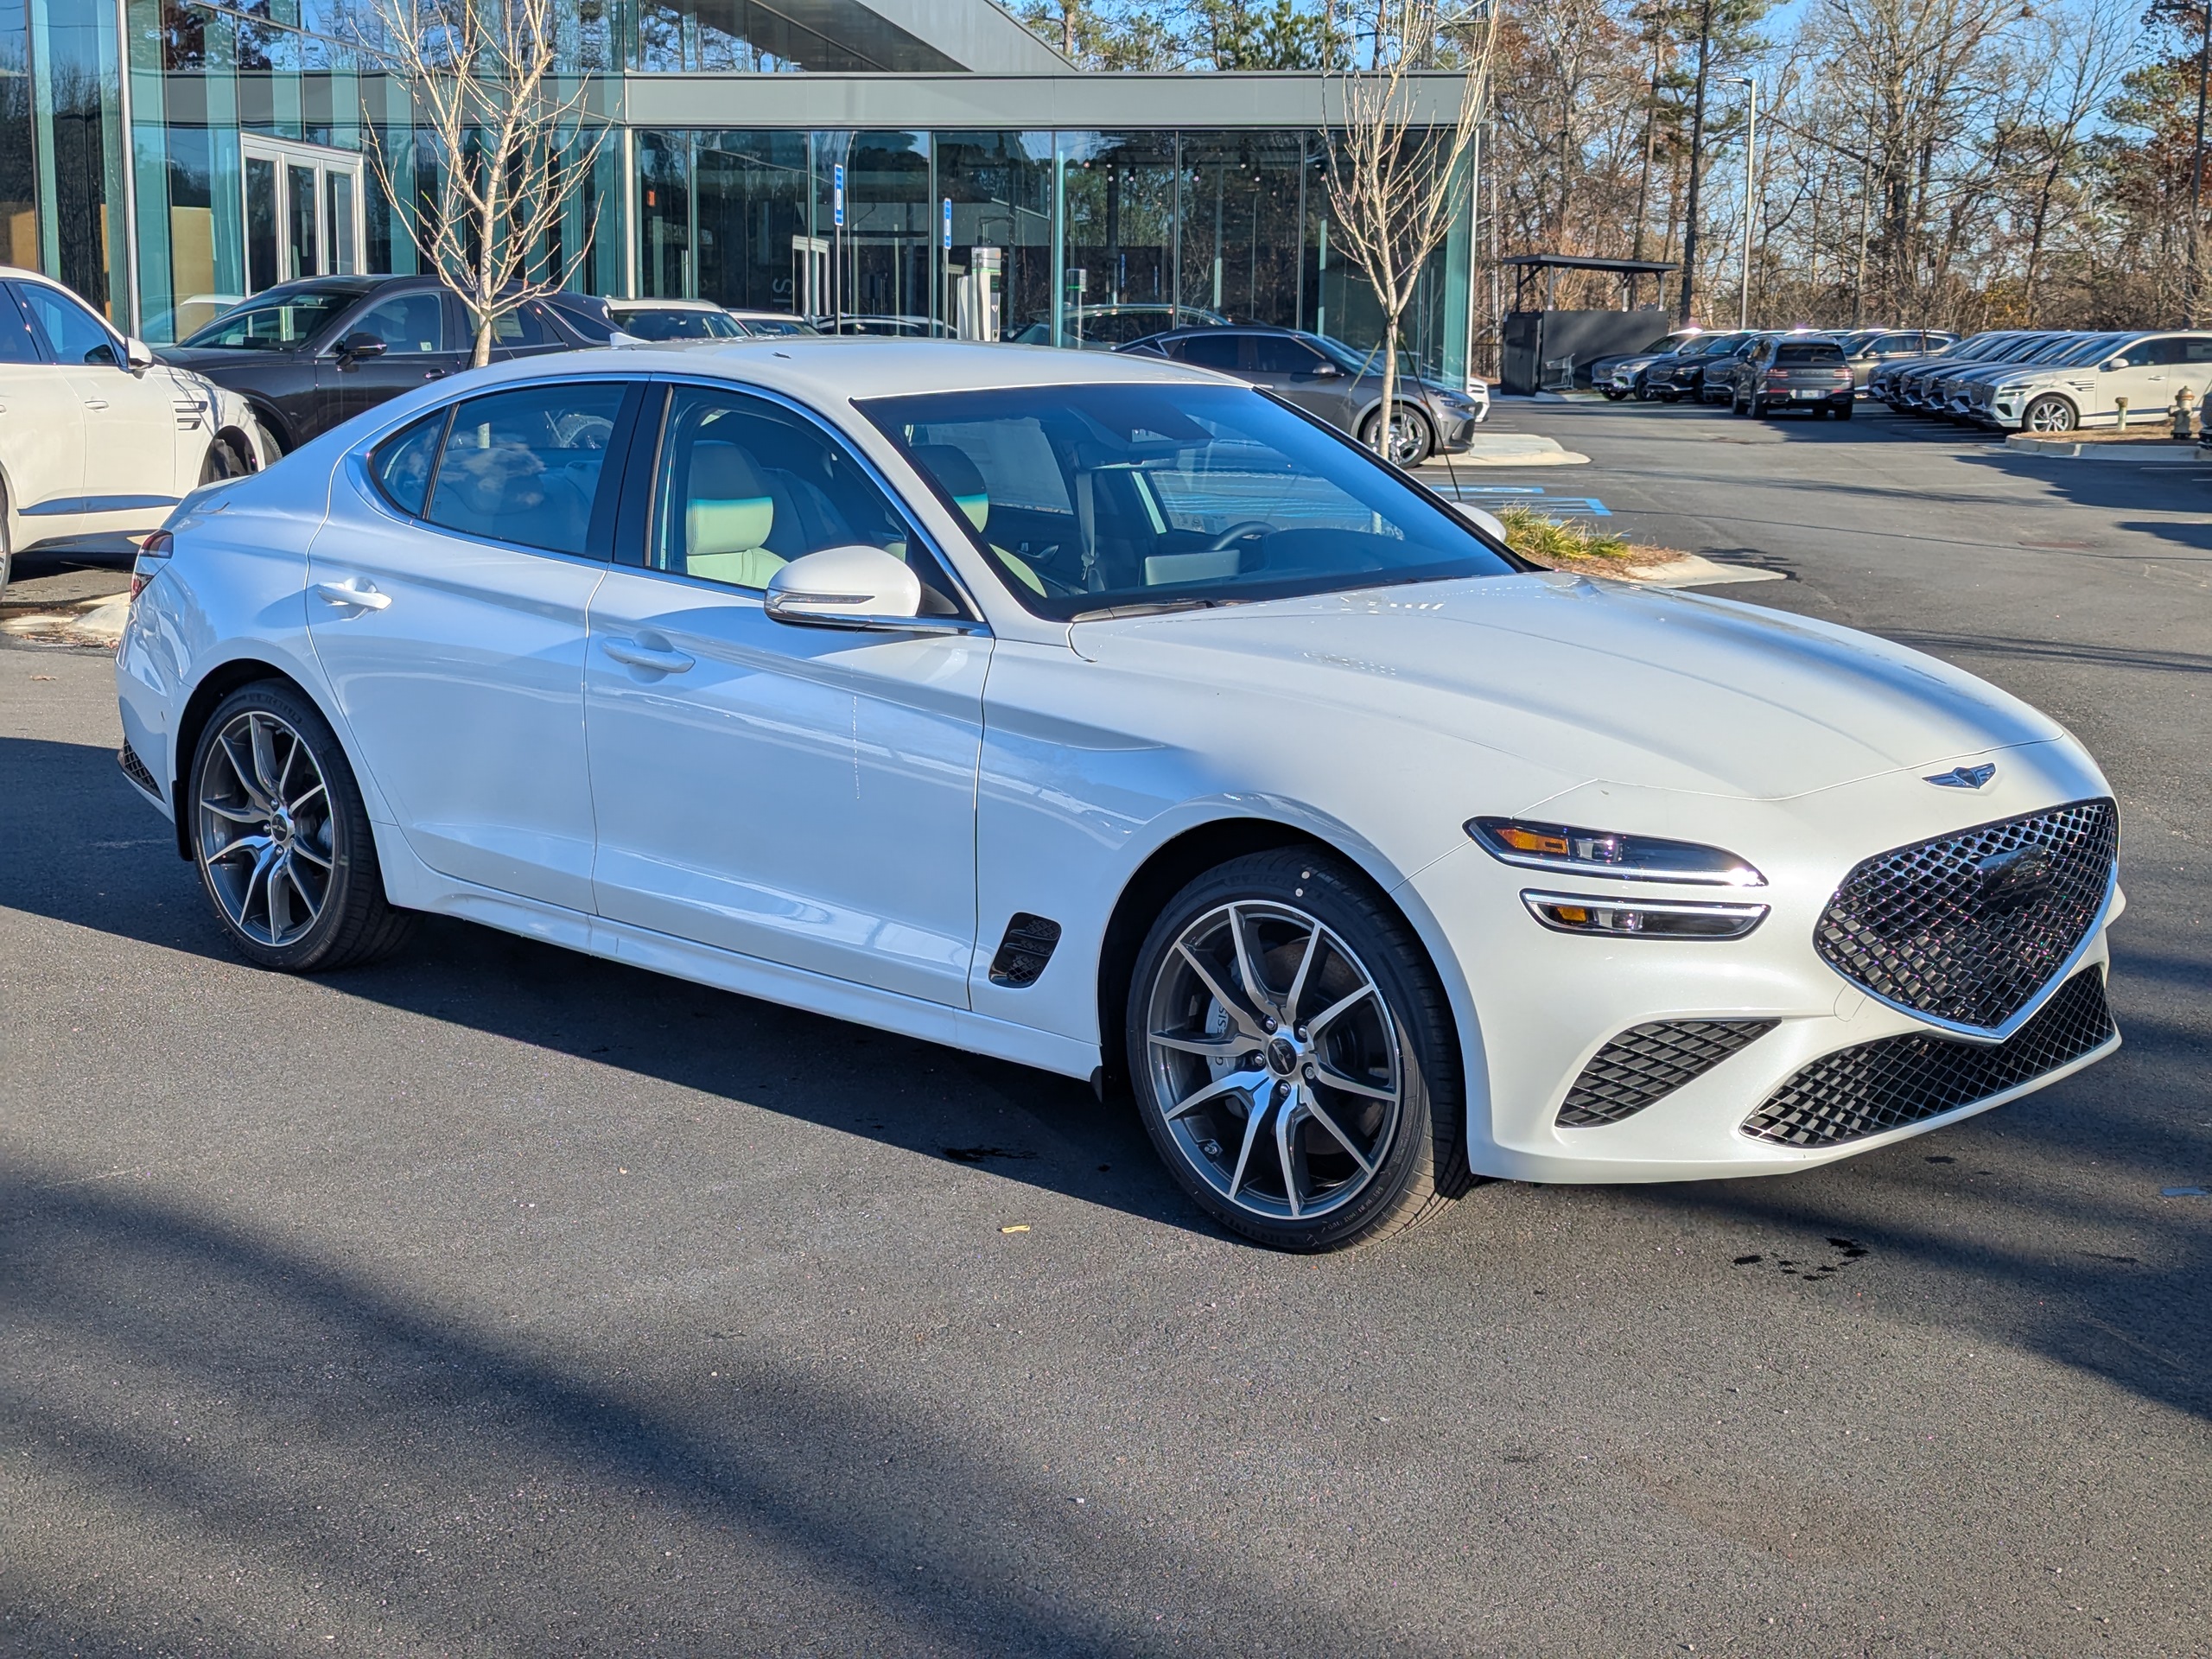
610 297 724 310
490 337 1227 401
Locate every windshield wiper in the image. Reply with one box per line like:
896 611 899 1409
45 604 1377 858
1068 597 1236 623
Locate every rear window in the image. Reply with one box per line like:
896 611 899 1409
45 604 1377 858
1776 342 1845 365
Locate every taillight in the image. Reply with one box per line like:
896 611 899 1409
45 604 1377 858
1766 370 1789 383
130 530 173 600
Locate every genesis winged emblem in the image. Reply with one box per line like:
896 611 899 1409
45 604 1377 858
1925 763 1998 790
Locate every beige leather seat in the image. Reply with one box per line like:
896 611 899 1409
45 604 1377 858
681 442 786 590
910 443 1046 596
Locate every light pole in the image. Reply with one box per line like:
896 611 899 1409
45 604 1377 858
1722 74 1758 330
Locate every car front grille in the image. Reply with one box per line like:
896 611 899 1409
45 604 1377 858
1741 969 2114 1148
1814 798 2116 1032
1557 1019 1777 1128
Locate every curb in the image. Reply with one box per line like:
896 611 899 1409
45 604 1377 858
2003 434 2209 463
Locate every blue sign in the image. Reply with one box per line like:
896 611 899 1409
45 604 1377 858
941 198 952 251
832 163 845 227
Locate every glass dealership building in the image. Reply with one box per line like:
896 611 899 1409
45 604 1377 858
1 0 1478 377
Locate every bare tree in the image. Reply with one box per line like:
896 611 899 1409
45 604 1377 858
359 0 607 368
1324 0 1499 457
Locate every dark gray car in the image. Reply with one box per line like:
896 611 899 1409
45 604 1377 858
1120 326 1482 466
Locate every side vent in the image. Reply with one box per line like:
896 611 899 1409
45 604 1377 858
988 913 1063 988
118 741 161 799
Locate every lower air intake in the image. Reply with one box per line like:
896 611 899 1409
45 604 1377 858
1743 969 2114 1149
118 741 160 798
1558 1020 1777 1128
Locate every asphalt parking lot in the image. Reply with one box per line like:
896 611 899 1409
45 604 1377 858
3 399 2209 1656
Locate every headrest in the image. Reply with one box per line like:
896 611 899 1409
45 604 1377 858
912 442 989 533
686 442 773 556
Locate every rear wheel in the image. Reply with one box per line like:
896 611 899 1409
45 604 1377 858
1359 405 1433 468
1126 849 1468 1251
189 681 416 972
199 435 247 485
2024 395 2078 433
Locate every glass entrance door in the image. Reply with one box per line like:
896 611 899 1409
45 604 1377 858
241 137 365 291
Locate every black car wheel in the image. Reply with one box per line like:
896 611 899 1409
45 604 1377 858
1603 388 1628 401
1126 849 1469 1251
0 472 11 599
1359 405 1433 468
199 436 248 484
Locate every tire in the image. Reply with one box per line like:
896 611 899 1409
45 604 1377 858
1731 387 1748 416
199 435 247 485
1359 405 1433 468
1124 849 1468 1251
1834 403 1854 421
2023 394 2078 434
1603 388 1627 401
188 681 416 972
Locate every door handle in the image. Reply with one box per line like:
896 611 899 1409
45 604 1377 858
601 638 694 674
314 578 391 611
423 369 448 380
83 397 109 410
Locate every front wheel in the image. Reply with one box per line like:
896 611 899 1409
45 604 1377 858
189 681 416 972
2024 395 2078 434
1125 849 1468 1251
199 435 248 485
1359 406 1433 468
1603 388 1628 401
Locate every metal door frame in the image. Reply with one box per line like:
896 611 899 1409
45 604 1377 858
241 134 366 290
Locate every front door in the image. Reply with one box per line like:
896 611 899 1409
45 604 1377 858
242 136 365 291
1245 333 1356 428
10 278 184 515
584 382 988 1006
306 377 637 912
318 287 469 441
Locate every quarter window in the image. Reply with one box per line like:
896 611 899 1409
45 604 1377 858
645 385 963 612
1247 335 1326 376
423 382 629 556
16 282 120 367
371 410 448 517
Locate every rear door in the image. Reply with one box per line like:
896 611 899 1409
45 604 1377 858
305 377 639 911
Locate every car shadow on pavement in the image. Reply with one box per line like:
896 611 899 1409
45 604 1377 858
0 732 1205 1239
0 1165 1342 1654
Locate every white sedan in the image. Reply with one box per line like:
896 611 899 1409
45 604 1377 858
0 266 266 594
114 342 2121 1249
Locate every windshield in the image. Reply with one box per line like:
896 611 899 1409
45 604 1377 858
612 306 747 340
862 383 1517 620
736 315 817 336
181 288 357 349
1314 335 1439 379
1776 340 1845 364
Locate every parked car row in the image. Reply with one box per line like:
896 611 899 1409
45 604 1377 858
1872 327 2212 432
1596 326 1959 405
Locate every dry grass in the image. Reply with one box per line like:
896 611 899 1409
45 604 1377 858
1495 505 1683 575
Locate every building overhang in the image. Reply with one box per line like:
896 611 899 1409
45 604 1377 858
617 70 1474 131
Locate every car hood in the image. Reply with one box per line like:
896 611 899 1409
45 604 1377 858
1069 573 2064 803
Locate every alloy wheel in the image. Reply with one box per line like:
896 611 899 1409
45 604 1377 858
1143 899 1403 1224
195 709 334 947
2024 396 2077 434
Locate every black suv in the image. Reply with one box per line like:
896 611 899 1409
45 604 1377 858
160 276 614 454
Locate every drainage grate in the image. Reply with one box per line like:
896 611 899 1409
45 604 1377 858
1557 1020 1778 1128
1743 969 2114 1148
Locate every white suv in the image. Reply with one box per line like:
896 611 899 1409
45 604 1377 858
0 267 267 594
1986 330 2212 433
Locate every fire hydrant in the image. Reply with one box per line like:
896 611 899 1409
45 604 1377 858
2114 395 2130 430
2177 386 2201 442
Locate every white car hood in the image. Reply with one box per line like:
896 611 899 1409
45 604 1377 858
1070 572 2065 803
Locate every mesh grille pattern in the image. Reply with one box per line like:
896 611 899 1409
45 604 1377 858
1558 1020 1778 1128
1815 798 2116 1031
118 741 159 798
1743 969 2114 1148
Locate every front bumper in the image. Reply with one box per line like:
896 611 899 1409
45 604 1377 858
1404 746 2120 1182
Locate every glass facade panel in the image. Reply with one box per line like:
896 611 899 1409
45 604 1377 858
835 130 931 329
938 130 1051 342
1058 131 1179 349
1179 131 1306 329
637 128 691 297
632 0 961 73
0 0 37 267
694 130 815 316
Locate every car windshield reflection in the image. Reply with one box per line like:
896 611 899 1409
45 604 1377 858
862 383 1515 620
181 288 356 349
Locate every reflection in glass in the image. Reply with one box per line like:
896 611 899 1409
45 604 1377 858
937 130 1052 341
637 130 691 297
1058 131 1183 349
694 130 814 316
1179 131 1306 328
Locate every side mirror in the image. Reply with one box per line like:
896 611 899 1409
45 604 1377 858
1309 362 1342 378
766 545 925 630
2101 359 2123 372
337 331 388 362
1452 500 1508 541
124 335 155 371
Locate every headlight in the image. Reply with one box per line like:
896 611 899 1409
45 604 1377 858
1466 817 1766 887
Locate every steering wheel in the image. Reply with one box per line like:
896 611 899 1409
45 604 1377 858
1202 519 1274 555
